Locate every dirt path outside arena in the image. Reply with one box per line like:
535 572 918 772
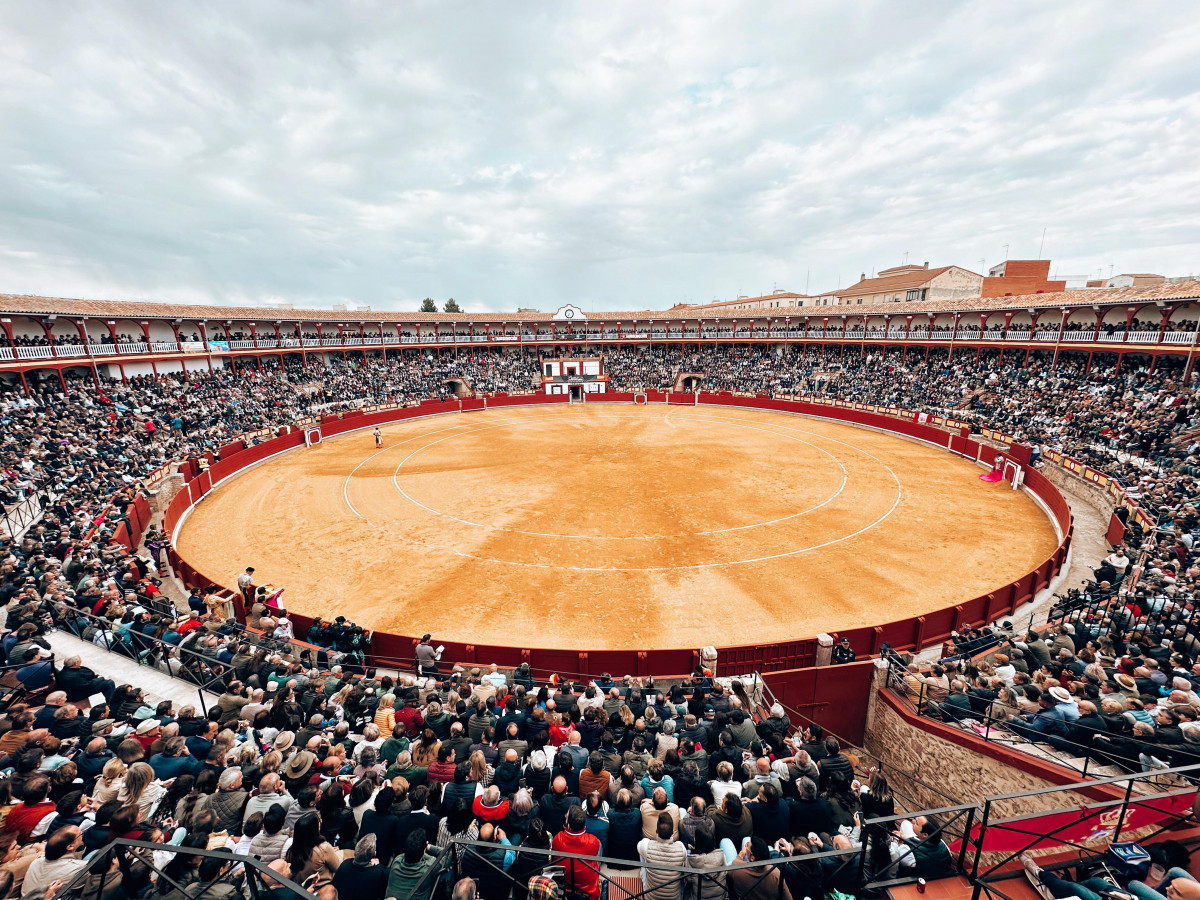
176 405 1059 650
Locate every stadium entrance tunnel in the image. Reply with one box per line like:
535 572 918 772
569 385 583 401
675 373 704 391
443 377 472 397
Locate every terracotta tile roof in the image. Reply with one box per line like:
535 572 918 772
838 266 957 296
0 280 1197 325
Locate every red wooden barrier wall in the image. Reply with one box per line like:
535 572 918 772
163 393 1072 678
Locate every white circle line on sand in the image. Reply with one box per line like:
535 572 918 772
339 406 904 571
341 412 587 518
386 415 850 539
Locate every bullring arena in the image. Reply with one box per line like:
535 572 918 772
176 402 1058 649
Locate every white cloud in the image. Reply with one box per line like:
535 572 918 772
0 1 1197 312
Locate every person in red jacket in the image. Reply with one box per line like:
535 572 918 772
3 775 56 845
472 786 510 824
396 695 425 738
551 805 601 900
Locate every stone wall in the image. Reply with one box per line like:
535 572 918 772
1039 463 1116 521
864 668 1099 819
150 474 185 520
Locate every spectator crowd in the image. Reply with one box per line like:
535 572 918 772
0 341 1196 899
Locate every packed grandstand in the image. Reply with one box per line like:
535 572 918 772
1 285 1199 900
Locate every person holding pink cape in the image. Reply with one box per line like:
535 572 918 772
980 453 1004 482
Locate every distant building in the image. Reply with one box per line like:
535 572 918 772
835 263 982 305
675 291 812 312
1105 273 1165 289
981 260 1066 297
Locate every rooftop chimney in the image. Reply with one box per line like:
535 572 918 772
923 261 929 269
860 273 866 281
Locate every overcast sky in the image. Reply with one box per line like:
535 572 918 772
0 3 1197 313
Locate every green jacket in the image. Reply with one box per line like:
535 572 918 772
906 836 954 878
386 849 447 900
380 735 411 764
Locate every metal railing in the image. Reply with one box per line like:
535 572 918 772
49 837 317 900
758 675 966 812
884 657 1200 784
969 764 1200 900
1 487 58 541
444 808 976 900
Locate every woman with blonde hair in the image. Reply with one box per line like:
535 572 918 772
992 686 1021 721
374 694 396 739
259 750 283 776
92 758 127 805
468 750 494 790
117 761 168 818
327 742 348 771
328 687 350 723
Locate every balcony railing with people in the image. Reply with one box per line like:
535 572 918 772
1 324 1199 365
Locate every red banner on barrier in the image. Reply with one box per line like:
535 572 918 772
954 790 1194 853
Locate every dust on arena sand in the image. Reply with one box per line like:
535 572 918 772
176 405 1058 650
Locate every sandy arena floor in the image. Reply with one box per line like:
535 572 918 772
176 405 1059 649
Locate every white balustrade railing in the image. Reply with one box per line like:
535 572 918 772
1125 330 1160 344
1162 332 1199 345
7 321 1200 370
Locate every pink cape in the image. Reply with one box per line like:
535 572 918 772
980 467 1004 482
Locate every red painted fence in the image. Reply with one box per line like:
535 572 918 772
163 392 1073 680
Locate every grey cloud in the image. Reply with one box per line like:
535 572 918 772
0 2 1197 312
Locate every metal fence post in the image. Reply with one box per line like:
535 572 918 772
1112 775 1137 842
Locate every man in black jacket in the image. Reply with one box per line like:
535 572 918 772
538 775 582 834
55 655 115 702
707 730 742 781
